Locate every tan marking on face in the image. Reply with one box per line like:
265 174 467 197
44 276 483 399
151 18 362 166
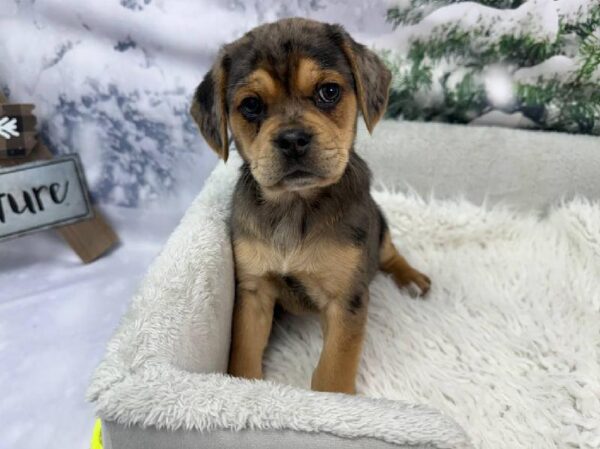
233 68 280 106
230 68 281 160
295 58 347 96
229 110 254 161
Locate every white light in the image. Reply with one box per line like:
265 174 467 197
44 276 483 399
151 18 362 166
485 68 515 109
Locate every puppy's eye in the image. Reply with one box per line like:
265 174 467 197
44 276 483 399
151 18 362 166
316 83 341 107
239 96 264 120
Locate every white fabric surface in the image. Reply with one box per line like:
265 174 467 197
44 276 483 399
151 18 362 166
87 122 600 449
357 121 600 208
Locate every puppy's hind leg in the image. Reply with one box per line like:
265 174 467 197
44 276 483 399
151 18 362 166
379 229 431 297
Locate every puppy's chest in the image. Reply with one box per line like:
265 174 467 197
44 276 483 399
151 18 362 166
268 205 309 249
234 230 362 303
235 229 340 276
236 200 320 267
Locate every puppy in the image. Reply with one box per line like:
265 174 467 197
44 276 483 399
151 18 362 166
191 18 430 394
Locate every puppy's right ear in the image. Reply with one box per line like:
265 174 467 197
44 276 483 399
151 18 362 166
190 53 230 161
327 24 391 134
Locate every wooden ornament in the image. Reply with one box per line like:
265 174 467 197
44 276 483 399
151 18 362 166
0 90 119 263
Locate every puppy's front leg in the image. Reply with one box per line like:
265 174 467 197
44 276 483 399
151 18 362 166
228 276 276 379
311 293 368 394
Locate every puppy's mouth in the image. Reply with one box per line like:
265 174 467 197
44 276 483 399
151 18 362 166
278 166 323 190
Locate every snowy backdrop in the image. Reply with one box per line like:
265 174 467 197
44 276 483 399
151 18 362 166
1 0 597 206
1 0 390 207
0 1 597 449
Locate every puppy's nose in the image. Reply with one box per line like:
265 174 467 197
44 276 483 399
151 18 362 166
275 128 312 159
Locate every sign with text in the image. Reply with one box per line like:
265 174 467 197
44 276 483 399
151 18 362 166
0 155 94 241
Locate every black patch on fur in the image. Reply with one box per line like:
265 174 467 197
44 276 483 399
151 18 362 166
193 71 226 150
221 55 232 74
267 53 277 69
349 225 367 245
195 72 214 113
324 23 344 46
300 212 309 237
248 51 260 71
348 294 363 314
377 207 388 245
282 275 315 310
283 39 292 54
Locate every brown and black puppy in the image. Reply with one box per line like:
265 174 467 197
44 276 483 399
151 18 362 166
191 18 430 394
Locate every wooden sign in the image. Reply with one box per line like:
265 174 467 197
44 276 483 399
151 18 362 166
0 155 94 241
0 104 37 159
0 90 118 263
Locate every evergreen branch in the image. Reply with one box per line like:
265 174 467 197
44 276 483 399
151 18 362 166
440 71 489 122
517 79 600 134
560 4 600 39
387 2 431 27
382 0 600 135
387 0 526 27
382 49 435 119
409 24 563 68
576 34 600 82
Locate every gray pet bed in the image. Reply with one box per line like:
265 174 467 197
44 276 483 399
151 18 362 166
88 121 600 449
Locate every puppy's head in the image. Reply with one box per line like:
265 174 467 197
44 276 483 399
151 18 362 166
191 18 391 194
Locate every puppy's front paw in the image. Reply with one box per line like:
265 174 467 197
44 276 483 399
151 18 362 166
392 269 431 298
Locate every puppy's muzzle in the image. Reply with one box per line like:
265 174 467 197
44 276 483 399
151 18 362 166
274 128 312 160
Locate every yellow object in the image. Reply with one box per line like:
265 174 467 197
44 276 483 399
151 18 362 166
90 419 103 449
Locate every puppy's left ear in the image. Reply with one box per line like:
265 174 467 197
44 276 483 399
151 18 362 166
328 25 392 133
190 52 230 161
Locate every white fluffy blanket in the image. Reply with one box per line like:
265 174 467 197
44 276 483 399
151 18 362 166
88 134 600 449
264 190 600 449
